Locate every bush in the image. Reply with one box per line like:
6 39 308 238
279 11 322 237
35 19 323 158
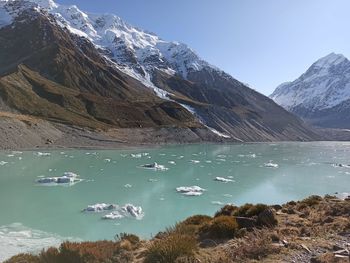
115 233 140 245
301 195 322 206
214 205 238 217
233 204 268 217
144 234 197 263
199 216 239 239
181 215 212 226
4 254 40 263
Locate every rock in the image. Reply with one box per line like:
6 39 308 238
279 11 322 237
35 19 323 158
257 208 278 227
271 204 283 211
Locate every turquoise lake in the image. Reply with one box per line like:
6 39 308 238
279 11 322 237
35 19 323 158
0 142 350 260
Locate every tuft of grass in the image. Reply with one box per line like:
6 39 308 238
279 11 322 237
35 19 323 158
144 234 197 263
300 195 322 206
199 216 239 240
230 230 281 261
4 254 40 263
215 204 268 218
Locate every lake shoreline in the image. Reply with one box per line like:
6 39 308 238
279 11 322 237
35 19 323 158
4 195 350 263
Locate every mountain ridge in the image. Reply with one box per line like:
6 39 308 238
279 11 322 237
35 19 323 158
271 53 350 128
0 0 319 145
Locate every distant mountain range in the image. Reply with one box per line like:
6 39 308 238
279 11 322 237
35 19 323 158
0 0 318 144
271 53 350 129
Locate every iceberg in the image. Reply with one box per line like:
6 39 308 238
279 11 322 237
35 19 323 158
102 204 144 220
83 203 117 212
0 161 8 166
214 177 234 183
264 162 279 168
37 172 81 185
176 186 205 196
140 162 168 171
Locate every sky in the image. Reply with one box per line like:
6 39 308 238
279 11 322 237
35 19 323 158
56 0 350 95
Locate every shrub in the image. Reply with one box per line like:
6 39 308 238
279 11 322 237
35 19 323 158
199 216 239 239
301 195 322 206
181 215 212 226
233 203 268 217
144 234 197 263
214 205 238 217
230 230 281 261
115 233 140 245
4 254 40 263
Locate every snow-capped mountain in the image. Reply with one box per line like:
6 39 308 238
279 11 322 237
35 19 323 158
0 0 318 141
271 53 350 128
0 0 211 91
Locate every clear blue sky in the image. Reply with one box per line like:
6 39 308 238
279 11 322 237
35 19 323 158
56 0 349 95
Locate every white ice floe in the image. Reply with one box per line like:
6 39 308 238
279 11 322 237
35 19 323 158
168 161 176 165
102 204 144 220
104 159 111 162
140 162 168 171
131 153 149 158
238 154 257 158
0 161 8 166
190 160 200 164
332 163 350 168
35 152 51 157
82 203 117 212
211 201 225 206
264 162 279 168
37 172 81 185
176 186 205 196
215 177 234 183
124 184 132 188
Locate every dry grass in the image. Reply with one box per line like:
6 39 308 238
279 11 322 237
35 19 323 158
199 216 239 240
144 234 197 263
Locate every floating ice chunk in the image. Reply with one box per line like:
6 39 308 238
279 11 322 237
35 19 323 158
83 203 117 212
121 204 144 219
183 191 203 196
205 160 212 163
37 172 81 185
102 212 124 220
131 153 149 158
140 162 168 171
148 178 158 182
0 161 8 166
36 152 51 157
211 201 224 206
104 159 111 162
190 160 200 164
63 172 79 178
176 186 205 196
124 184 132 188
102 204 144 220
264 162 279 168
168 161 176 165
332 163 350 168
7 154 14 158
37 177 58 184
215 177 234 183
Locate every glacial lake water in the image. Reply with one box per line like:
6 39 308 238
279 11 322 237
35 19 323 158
0 142 350 261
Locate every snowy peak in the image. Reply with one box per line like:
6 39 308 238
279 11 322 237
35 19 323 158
0 0 210 83
271 53 350 128
312 53 347 69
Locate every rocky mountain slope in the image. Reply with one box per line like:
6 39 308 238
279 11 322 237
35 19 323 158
0 0 318 145
271 53 350 128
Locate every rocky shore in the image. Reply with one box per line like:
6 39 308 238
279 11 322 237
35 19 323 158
5 195 350 263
